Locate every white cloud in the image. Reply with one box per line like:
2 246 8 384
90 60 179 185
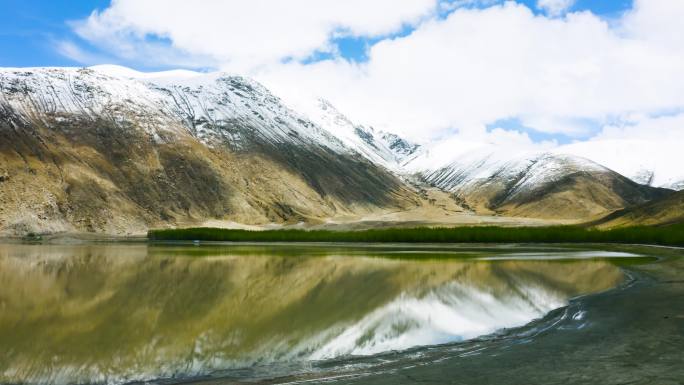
55 40 104 64
557 113 684 187
536 0 575 16
519 116 593 137
65 0 684 146
594 113 684 142
72 0 438 72
258 1 684 142
620 0 684 52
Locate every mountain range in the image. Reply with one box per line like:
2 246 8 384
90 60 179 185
0 65 680 235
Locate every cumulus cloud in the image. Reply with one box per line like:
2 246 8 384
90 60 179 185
557 113 684 187
258 1 684 141
620 0 684 51
65 0 684 145
594 113 684 142
72 0 437 72
536 0 575 16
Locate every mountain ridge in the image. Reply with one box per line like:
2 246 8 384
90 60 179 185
0 65 677 235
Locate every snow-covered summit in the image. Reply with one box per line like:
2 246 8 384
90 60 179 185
0 65 421 168
406 141 608 196
402 132 684 192
0 66 349 153
300 98 419 170
89 64 203 81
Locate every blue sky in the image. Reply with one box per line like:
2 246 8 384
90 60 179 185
0 0 109 67
0 0 633 69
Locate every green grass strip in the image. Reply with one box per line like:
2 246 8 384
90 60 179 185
148 224 684 246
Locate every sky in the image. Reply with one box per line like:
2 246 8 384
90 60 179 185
1 0 683 152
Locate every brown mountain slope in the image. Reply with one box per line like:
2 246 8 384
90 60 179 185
593 190 684 228
495 170 673 220
0 112 418 235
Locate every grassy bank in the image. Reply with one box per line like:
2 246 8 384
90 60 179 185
148 224 684 246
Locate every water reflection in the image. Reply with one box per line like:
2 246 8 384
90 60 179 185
0 244 625 384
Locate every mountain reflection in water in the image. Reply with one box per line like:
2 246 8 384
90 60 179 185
0 244 625 384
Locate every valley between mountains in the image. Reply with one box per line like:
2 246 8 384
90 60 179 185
0 65 680 236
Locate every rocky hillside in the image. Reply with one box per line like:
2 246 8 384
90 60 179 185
0 67 418 235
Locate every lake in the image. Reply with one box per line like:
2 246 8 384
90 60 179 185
0 243 645 384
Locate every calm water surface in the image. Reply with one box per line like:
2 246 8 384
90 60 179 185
0 243 637 384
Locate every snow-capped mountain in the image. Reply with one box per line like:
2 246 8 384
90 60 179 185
408 148 602 194
0 66 346 152
403 141 669 219
0 65 417 235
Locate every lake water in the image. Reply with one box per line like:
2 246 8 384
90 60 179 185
0 243 637 384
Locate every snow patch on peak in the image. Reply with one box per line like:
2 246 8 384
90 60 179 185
407 139 610 196
0 66 181 136
89 65 203 81
631 169 655 186
294 98 419 170
401 139 499 173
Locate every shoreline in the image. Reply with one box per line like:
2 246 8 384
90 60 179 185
3 230 684 255
269 246 684 385
4 233 684 254
148 225 684 247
